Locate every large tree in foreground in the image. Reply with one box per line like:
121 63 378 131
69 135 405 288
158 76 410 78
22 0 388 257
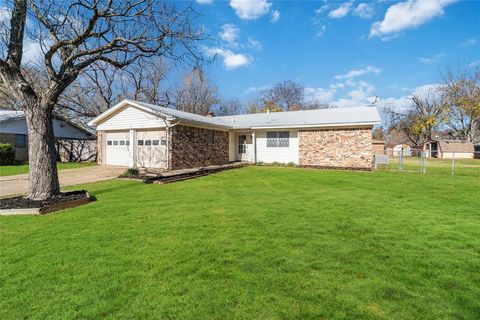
0 0 202 200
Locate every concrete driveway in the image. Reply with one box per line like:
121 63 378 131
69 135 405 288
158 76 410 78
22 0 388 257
0 165 126 198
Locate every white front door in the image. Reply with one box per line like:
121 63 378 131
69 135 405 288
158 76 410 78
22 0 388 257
136 130 167 168
105 131 130 166
237 133 254 162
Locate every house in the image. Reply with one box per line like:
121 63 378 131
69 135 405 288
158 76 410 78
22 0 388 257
372 139 386 155
0 109 96 162
423 140 475 159
391 144 412 157
87 99 381 170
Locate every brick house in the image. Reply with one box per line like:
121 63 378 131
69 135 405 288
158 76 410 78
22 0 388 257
88 99 380 170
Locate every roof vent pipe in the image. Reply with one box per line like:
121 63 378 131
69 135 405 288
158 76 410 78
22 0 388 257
267 109 270 114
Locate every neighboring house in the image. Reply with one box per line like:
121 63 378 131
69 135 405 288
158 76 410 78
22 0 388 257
88 99 381 170
423 140 475 159
0 109 96 162
372 139 386 155
391 144 412 157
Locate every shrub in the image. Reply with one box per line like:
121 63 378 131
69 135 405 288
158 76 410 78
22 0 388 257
0 144 15 165
123 167 140 177
287 162 296 167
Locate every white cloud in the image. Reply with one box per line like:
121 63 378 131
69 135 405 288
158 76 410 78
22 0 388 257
247 37 262 50
315 3 330 14
305 85 339 103
376 83 440 112
230 0 271 20
328 1 353 19
219 24 240 46
271 10 280 23
461 37 477 46
468 60 480 68
205 47 251 69
417 53 445 64
370 0 457 40
22 38 44 65
353 3 375 19
316 25 327 37
335 66 382 80
244 85 270 94
196 0 214 4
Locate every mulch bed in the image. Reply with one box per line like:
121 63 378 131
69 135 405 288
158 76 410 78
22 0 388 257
0 190 92 214
144 164 245 184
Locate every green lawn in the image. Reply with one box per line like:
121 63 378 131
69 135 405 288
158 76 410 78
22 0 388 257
0 162 96 176
1 165 479 319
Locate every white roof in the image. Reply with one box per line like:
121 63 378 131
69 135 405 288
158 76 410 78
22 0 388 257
217 107 380 129
0 109 94 135
88 99 380 130
0 110 24 123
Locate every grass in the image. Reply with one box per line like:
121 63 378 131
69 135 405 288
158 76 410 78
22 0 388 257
0 162 96 176
1 163 479 319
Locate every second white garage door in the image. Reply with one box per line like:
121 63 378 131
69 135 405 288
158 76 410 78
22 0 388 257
136 130 167 168
105 131 130 166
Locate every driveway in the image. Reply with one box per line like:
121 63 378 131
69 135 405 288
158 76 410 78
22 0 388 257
0 165 126 198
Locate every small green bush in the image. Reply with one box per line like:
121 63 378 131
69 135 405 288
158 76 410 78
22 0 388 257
0 144 15 165
123 167 140 177
287 162 296 167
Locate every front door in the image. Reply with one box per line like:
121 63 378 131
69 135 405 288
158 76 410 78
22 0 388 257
237 133 253 162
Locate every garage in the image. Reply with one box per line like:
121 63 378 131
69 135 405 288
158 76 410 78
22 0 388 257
136 130 167 168
105 131 130 166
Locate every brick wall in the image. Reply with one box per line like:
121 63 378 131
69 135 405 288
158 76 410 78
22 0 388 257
0 133 28 162
170 125 229 169
372 143 385 155
97 131 105 165
298 128 373 169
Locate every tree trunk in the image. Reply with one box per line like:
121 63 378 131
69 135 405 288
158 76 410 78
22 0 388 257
23 102 60 200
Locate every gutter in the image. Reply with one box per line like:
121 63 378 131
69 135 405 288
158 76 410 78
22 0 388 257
248 121 380 130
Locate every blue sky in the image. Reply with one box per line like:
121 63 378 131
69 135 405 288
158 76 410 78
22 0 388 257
194 0 479 110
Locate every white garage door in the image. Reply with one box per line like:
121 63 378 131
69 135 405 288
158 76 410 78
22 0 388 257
105 131 130 166
136 130 167 168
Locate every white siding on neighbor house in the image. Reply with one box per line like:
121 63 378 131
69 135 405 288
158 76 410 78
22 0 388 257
96 106 167 131
255 130 299 164
1 119 90 139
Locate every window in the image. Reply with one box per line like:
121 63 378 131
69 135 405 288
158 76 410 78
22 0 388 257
267 131 289 148
160 140 167 145
145 140 152 146
107 140 112 146
238 134 246 154
119 140 125 145
15 134 26 148
126 140 130 146
138 140 144 146
207 130 214 144
152 140 159 145
278 131 289 147
113 140 118 146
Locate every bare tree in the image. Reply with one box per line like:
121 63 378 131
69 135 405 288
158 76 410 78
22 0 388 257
440 67 480 143
258 80 304 111
174 67 218 115
388 90 445 145
214 98 243 116
0 0 202 200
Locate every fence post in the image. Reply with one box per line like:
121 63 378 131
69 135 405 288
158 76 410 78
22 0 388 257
451 152 455 176
398 151 403 172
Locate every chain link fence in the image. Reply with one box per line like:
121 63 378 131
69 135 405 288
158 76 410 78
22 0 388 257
375 150 480 177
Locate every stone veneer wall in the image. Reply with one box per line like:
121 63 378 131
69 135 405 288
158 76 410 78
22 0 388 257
170 125 229 169
298 128 373 169
97 131 105 165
